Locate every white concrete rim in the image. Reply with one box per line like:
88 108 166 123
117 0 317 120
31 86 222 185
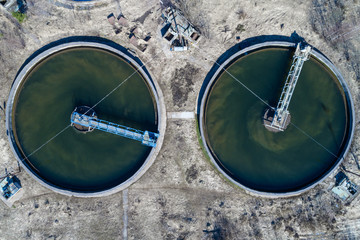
6 41 166 197
198 41 355 198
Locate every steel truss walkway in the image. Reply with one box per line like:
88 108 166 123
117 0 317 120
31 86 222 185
71 111 159 147
270 43 312 131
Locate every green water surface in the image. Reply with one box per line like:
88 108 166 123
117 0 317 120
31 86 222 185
205 48 348 192
14 48 157 192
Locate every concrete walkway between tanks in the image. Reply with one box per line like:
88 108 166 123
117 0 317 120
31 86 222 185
167 112 195 119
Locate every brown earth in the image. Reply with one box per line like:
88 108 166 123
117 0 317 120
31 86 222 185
0 0 360 239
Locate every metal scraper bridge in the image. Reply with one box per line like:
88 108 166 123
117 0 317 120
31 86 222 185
264 43 312 132
70 106 159 147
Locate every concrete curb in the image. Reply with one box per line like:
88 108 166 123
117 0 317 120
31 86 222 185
48 0 110 10
6 40 166 197
198 41 355 198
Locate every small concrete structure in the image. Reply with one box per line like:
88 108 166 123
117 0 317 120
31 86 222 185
117 14 129 27
107 13 116 25
2 0 26 13
129 34 138 46
0 175 24 207
160 6 200 51
332 171 359 202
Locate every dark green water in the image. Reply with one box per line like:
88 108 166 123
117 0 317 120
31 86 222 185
14 48 157 192
205 48 348 192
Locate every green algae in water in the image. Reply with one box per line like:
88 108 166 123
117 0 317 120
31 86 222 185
14 48 157 191
205 48 348 192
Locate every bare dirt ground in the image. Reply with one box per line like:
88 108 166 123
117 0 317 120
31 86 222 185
0 0 360 239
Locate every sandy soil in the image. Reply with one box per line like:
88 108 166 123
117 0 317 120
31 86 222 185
0 0 360 239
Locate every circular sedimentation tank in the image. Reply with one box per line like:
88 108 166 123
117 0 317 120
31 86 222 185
6 40 165 197
199 42 354 197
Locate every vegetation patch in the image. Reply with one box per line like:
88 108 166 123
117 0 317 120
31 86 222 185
12 12 27 23
236 24 245 33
